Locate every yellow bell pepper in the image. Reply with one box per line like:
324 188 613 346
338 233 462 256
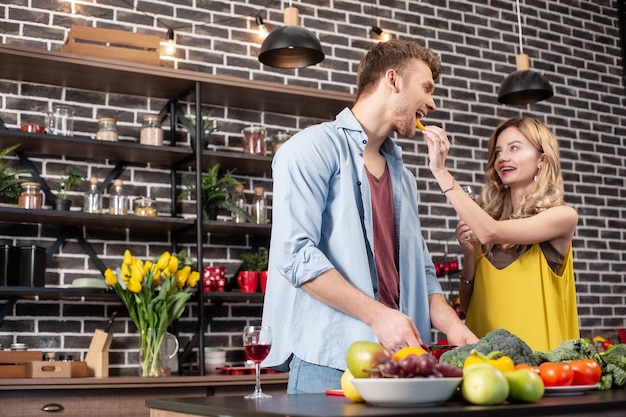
463 349 515 373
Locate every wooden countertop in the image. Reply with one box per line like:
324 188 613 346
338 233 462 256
145 389 626 417
0 374 288 390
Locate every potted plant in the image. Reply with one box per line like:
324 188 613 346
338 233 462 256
54 166 85 210
178 163 251 221
176 114 218 147
239 250 269 293
0 144 28 203
240 250 269 272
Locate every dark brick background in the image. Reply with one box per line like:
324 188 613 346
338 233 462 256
0 0 624 375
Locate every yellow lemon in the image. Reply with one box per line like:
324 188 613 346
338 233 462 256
392 346 428 362
340 369 364 402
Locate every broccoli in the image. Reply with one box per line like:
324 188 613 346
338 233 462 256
539 338 601 364
439 328 538 367
598 344 626 390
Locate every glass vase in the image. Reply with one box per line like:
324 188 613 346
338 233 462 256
139 328 179 377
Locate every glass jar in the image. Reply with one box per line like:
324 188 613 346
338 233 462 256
84 176 103 213
109 179 127 215
140 114 163 146
271 131 290 155
18 182 43 209
242 126 266 155
251 186 268 224
134 196 157 217
231 184 247 223
95 117 118 141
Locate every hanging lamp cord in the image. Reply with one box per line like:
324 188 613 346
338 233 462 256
516 0 524 54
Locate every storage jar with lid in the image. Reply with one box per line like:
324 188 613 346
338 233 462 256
242 126 266 155
140 114 163 146
96 117 118 141
109 179 127 215
18 182 43 209
271 131 290 155
134 196 157 217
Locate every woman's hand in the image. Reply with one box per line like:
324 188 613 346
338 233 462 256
420 125 450 174
456 219 479 252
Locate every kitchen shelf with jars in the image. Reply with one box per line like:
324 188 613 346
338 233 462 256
0 43 354 372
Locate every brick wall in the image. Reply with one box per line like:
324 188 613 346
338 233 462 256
0 0 624 374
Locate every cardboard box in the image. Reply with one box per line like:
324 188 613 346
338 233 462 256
61 25 160 65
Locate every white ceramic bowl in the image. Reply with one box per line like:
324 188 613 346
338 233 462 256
351 377 462 407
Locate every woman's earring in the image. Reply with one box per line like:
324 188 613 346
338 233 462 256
534 175 538 182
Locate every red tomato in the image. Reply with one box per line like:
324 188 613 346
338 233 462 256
568 359 602 385
539 362 574 387
515 363 541 374
603 340 613 351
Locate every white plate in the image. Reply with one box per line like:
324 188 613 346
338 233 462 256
351 377 462 407
543 383 599 396
71 278 108 289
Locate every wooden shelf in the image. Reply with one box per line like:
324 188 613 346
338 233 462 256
203 220 271 237
0 44 354 120
0 286 116 300
0 130 193 167
0 287 265 302
201 150 272 176
0 206 194 233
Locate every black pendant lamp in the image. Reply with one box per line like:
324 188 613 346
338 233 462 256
497 0 553 105
259 6 325 69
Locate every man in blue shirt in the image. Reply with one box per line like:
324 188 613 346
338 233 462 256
262 39 478 394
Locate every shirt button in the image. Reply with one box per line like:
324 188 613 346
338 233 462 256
373 288 378 293
362 140 367 144
357 181 361 186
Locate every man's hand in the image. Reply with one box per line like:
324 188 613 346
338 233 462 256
368 307 422 353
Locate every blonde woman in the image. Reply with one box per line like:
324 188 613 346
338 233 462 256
422 117 579 351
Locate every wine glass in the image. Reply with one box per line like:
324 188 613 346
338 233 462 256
461 185 475 200
461 185 476 242
243 325 272 399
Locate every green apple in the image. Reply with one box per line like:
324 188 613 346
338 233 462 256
461 363 509 405
506 369 545 403
346 341 391 378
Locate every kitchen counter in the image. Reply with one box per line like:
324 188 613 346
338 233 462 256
145 388 626 417
0 374 288 417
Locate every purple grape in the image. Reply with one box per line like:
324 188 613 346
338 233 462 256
435 362 463 378
381 359 401 377
414 353 436 376
398 355 418 376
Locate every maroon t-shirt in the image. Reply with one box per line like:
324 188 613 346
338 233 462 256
365 165 399 309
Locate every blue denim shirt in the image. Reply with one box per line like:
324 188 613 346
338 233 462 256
262 108 441 371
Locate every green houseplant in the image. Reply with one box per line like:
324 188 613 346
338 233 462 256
240 250 269 272
178 163 251 221
0 144 28 202
240 250 269 293
176 114 218 147
54 166 85 210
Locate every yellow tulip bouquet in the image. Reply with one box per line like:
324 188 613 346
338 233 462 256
104 249 200 376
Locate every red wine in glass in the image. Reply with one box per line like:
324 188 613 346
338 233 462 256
244 344 271 363
243 325 272 399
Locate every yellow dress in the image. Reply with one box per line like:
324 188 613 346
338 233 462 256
464 243 580 352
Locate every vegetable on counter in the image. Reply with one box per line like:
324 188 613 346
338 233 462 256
532 338 625 390
440 328 539 368
463 349 515 374
441 330 626 391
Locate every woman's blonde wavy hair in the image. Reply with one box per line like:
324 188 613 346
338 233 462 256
478 117 565 254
